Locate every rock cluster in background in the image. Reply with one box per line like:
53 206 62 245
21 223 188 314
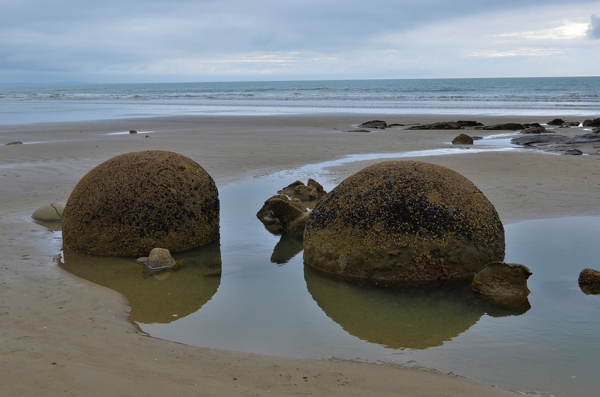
405 121 483 130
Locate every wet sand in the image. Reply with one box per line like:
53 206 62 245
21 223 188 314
1 114 599 396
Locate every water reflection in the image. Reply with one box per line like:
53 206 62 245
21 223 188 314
304 267 529 349
580 284 600 295
270 234 303 265
33 219 63 232
59 241 222 324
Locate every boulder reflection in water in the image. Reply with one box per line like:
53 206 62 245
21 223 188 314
59 241 222 325
270 234 303 265
304 267 529 350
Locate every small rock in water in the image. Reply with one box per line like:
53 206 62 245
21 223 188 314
32 203 66 222
145 248 176 271
6 141 23 145
578 268 600 284
256 194 308 236
579 268 600 295
472 262 532 297
563 149 583 155
452 133 474 145
129 130 138 134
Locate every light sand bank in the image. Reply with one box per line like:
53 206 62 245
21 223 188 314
2 114 598 396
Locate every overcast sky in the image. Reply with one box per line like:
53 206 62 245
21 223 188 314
1 0 599 83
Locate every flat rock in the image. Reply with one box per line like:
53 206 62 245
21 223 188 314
511 133 600 147
6 141 23 145
563 149 583 155
406 121 482 130
511 135 564 146
482 123 525 131
359 120 388 129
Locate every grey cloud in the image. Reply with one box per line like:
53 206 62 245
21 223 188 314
588 14 600 39
0 0 598 82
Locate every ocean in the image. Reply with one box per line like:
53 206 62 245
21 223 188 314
1 77 599 124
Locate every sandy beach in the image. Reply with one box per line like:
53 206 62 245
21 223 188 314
2 113 599 396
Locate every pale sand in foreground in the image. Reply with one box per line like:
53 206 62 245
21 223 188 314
1 114 599 396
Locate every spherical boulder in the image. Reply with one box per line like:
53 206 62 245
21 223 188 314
303 161 505 284
63 150 219 256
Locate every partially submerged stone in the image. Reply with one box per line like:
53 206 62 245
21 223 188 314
62 150 219 257
471 262 532 311
6 141 23 145
579 268 600 294
482 123 525 131
32 203 65 222
145 248 176 271
521 125 547 134
452 133 474 145
256 194 308 236
471 262 532 297
303 161 505 285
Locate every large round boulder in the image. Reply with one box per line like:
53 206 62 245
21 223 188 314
303 161 505 284
63 150 219 256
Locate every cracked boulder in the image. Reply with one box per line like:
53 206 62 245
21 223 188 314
32 203 66 222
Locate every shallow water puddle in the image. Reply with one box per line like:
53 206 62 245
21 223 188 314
52 152 600 397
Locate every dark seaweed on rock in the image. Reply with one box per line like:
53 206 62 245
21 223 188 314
304 161 505 285
63 150 220 257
